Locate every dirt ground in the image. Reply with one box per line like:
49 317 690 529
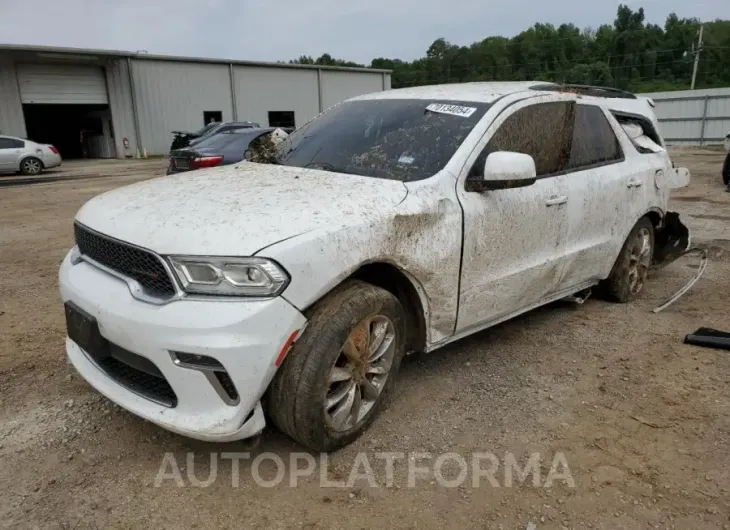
1 151 729 529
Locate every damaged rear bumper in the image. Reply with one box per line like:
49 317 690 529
653 211 691 268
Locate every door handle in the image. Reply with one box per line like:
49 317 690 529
545 195 568 206
627 179 643 188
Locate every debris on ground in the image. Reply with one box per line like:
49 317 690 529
652 248 708 313
684 327 730 351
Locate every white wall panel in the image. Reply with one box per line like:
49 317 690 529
105 59 136 158
320 71 384 110
0 57 26 137
233 66 319 129
132 60 233 155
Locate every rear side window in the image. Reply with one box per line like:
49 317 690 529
473 102 573 177
567 105 622 169
0 138 24 149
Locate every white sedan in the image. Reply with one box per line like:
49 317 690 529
0 134 62 175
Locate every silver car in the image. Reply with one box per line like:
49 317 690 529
0 134 62 175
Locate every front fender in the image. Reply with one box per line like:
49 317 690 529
257 196 464 346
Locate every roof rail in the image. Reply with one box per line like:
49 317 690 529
530 83 638 100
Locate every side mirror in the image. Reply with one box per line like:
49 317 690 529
467 151 537 192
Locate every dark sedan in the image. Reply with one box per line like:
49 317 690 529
167 127 276 174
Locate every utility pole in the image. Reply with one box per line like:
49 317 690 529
691 24 704 90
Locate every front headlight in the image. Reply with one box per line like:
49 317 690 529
168 256 289 297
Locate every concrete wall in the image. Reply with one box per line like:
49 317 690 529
233 66 319 128
0 57 26 138
131 59 234 155
639 87 730 146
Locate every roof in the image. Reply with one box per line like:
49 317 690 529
353 82 548 103
353 81 655 116
0 43 391 74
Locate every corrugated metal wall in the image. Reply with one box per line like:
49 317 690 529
0 57 26 138
320 70 385 110
639 87 730 146
106 59 137 158
131 60 234 155
233 66 319 128
131 60 390 154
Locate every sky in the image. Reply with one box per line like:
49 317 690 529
1 0 729 65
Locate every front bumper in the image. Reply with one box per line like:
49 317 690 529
59 250 307 442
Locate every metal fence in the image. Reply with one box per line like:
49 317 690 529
638 87 730 146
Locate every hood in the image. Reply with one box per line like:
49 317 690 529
75 163 408 256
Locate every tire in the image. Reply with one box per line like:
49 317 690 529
267 280 406 452
602 217 655 303
19 157 43 176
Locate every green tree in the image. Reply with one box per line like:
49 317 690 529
289 5 730 92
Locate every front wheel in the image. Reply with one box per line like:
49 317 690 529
19 157 43 175
602 217 655 303
267 281 406 452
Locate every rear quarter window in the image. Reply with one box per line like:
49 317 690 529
611 111 663 152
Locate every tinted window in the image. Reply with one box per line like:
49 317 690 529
568 105 622 168
473 102 573 177
275 99 490 181
0 138 23 149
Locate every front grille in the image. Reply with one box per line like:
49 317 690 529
98 351 177 407
74 223 176 298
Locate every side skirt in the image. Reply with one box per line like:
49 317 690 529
425 280 598 353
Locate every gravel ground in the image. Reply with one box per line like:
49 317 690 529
0 151 729 529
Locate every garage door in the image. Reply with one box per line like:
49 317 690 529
17 64 108 104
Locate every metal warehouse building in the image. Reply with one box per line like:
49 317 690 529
0 44 391 158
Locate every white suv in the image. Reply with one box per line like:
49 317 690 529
59 82 691 451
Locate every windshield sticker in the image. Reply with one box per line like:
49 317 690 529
425 103 477 118
398 155 415 165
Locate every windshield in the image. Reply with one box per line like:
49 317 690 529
274 99 490 181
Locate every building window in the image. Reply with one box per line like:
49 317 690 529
268 111 295 128
204 111 223 125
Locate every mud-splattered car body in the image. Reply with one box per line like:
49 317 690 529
59 81 691 445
